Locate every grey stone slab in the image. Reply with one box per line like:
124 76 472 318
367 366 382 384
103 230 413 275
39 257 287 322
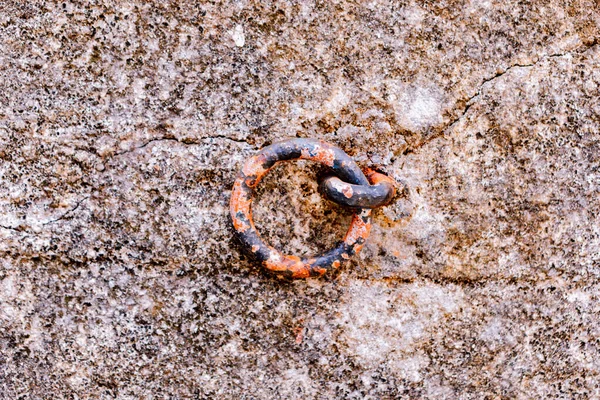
1 1 599 398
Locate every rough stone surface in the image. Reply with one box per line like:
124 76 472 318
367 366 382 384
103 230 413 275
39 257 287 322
1 1 599 398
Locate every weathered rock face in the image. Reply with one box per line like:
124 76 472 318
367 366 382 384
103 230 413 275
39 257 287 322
1 1 599 398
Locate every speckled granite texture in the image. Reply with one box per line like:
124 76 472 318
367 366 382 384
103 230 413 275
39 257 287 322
1 1 600 398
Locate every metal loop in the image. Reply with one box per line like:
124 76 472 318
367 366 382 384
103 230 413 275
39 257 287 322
319 168 396 209
230 138 378 279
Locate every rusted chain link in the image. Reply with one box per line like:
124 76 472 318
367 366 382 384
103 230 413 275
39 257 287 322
319 168 396 209
230 138 396 279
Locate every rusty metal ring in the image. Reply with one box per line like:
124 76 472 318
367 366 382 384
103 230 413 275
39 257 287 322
230 138 374 279
319 168 396 209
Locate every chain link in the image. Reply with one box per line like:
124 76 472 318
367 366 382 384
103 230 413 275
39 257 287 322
230 138 396 279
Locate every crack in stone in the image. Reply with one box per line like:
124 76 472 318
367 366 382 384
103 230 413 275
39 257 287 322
414 40 599 150
354 272 572 288
210 135 256 146
358 273 525 287
42 195 90 226
112 137 183 157
0 196 90 234
2 135 253 236
0 224 21 233
111 135 255 159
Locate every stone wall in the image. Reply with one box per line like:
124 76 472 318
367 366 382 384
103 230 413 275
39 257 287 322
1 1 599 398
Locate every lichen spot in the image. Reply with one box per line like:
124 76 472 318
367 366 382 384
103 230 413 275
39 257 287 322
251 245 260 253
332 260 341 269
330 178 350 198
341 253 350 260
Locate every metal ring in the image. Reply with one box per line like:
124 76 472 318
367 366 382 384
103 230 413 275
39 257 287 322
319 168 396 209
230 138 373 279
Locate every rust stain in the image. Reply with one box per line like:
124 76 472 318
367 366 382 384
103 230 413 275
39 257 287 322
344 214 371 246
230 179 252 232
312 266 327 275
230 138 387 279
365 167 396 188
264 251 311 279
232 217 250 232
301 145 335 167
353 243 365 253
342 185 353 198
242 154 271 188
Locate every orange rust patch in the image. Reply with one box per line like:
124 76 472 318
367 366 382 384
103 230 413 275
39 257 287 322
342 185 353 198
230 180 252 214
291 268 311 279
332 260 341 269
230 179 253 232
344 214 371 246
312 266 327 276
242 154 270 188
301 145 335 167
232 216 250 232
264 252 311 278
365 168 396 189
